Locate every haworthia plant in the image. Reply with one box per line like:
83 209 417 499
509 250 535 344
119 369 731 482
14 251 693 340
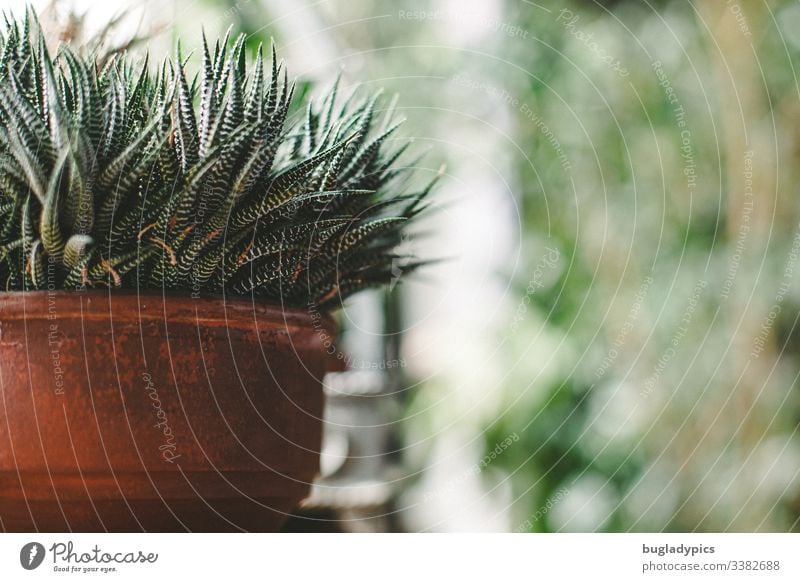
0 13 434 310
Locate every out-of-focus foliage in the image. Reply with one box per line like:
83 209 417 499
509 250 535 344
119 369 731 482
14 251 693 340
486 0 800 533
175 0 800 531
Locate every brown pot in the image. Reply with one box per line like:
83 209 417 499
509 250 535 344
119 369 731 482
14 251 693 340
0 291 331 532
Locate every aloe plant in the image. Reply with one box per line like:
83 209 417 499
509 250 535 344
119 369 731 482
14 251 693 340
0 13 433 309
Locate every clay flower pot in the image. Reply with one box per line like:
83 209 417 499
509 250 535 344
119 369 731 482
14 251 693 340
0 291 331 532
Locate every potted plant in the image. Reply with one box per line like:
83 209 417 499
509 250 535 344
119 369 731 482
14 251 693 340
0 14 431 532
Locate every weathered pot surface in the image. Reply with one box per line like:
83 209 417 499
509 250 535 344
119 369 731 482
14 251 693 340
0 291 330 532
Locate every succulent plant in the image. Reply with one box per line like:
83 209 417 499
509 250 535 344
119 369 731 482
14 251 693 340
0 13 434 310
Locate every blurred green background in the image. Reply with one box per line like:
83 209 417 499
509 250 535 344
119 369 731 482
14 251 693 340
22 0 800 531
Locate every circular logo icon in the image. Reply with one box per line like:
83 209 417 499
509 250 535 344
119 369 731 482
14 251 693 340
20 542 46 570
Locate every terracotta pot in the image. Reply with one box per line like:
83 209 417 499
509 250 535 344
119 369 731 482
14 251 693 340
0 291 331 532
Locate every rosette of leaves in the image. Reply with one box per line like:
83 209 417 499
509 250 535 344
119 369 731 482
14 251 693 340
0 13 434 309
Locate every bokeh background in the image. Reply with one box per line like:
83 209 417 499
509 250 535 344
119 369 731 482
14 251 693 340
14 0 800 532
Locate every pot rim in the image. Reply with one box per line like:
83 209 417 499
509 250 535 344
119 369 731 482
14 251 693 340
0 289 337 332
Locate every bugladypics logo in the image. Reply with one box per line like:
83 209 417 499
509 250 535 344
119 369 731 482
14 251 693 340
19 542 46 570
